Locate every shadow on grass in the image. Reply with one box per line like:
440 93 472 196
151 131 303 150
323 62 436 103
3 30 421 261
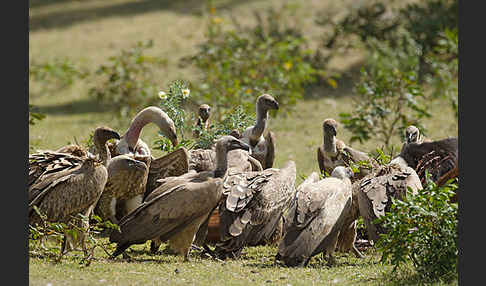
35 97 116 115
303 60 365 100
30 0 263 32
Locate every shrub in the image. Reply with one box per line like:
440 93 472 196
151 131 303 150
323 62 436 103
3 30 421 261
153 80 195 153
192 105 255 150
29 206 119 265
89 40 167 117
316 0 458 81
375 174 458 282
339 33 431 148
182 5 329 119
29 57 90 97
425 27 458 118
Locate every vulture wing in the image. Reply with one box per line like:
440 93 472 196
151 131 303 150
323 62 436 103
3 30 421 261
110 178 223 256
29 151 84 187
357 164 422 241
215 161 297 258
277 177 352 267
145 147 190 198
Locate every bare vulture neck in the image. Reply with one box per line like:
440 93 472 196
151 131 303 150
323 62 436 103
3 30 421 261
214 145 229 178
123 110 158 148
250 105 268 143
323 131 338 155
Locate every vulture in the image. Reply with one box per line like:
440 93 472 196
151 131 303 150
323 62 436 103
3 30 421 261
276 166 354 267
356 159 423 242
95 106 180 222
193 104 211 138
109 136 250 261
213 160 297 259
28 126 120 253
398 137 458 187
405 125 425 144
317 118 378 182
240 94 279 169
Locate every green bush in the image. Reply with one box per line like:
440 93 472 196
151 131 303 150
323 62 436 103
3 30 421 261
316 0 457 82
29 57 90 97
375 174 458 282
192 105 255 150
425 27 458 118
182 6 328 119
89 40 167 117
339 33 431 148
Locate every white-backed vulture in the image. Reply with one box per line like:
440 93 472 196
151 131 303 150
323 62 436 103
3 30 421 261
240 94 279 169
398 137 458 187
275 167 354 267
96 106 179 222
109 136 251 261
317 118 378 181
213 160 297 259
356 161 423 243
28 127 120 253
193 104 211 139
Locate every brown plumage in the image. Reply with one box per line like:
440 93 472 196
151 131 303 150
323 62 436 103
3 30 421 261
398 137 458 186
97 106 179 223
276 167 354 267
109 136 250 261
356 161 422 242
193 104 211 138
213 160 297 259
144 147 190 201
28 127 120 253
240 94 279 169
317 118 378 181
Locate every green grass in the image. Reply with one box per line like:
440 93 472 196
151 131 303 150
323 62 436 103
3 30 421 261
29 0 458 284
29 238 457 286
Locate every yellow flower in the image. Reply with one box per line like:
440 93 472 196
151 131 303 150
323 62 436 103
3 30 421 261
212 17 223 24
283 61 293 71
158 91 167 100
182 88 190 99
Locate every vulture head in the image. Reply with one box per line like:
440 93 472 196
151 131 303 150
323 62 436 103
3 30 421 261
93 126 121 146
322 118 338 137
257 94 279 112
127 106 178 148
216 135 250 153
405 125 421 144
107 154 148 176
198 104 211 122
331 166 354 180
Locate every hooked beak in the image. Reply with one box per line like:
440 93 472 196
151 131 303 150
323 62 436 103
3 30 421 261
230 139 250 152
109 130 121 141
129 160 147 172
407 133 414 144
273 101 279 110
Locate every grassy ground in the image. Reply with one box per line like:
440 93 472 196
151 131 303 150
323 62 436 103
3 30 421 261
29 238 456 286
29 0 458 284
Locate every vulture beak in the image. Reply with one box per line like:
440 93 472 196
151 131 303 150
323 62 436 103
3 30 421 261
331 126 337 136
109 130 121 141
273 100 279 110
230 139 250 152
171 137 179 148
129 160 147 172
407 133 414 144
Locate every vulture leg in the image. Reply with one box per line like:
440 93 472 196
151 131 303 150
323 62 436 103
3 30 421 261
352 245 364 259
